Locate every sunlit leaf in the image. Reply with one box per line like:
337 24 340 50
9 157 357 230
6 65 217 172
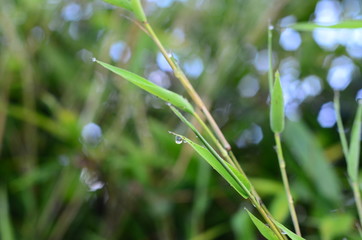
270 71 284 133
347 103 362 181
96 60 194 113
291 20 362 31
272 220 305 240
172 133 249 198
246 210 279 240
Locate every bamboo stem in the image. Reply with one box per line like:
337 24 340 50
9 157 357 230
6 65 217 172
274 133 301 236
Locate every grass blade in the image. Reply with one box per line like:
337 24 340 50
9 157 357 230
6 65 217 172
291 20 362 31
347 103 362 181
284 121 341 203
270 71 284 133
272 220 305 240
0 186 14 240
246 210 279 240
172 133 249 199
96 60 194 114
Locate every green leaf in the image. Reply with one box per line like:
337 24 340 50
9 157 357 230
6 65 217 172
96 60 194 113
102 0 133 11
131 0 147 22
0 186 14 240
320 213 354 240
291 20 362 31
173 133 249 198
284 121 342 203
272 220 305 240
270 71 284 133
347 103 362 181
246 210 279 240
168 106 252 198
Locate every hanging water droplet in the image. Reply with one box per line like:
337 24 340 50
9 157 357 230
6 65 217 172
91 57 97 62
269 25 274 30
175 136 183 144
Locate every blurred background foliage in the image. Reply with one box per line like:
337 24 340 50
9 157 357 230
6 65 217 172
1 0 362 239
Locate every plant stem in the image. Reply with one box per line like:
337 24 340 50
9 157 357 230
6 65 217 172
333 91 349 157
143 22 231 151
274 133 301 236
268 23 273 96
144 21 287 240
352 181 362 227
334 91 362 230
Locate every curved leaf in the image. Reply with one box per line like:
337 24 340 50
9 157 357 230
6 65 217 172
272 220 305 240
172 133 250 199
96 60 194 114
246 210 279 240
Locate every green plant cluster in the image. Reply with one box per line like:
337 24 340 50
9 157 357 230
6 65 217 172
1 0 362 239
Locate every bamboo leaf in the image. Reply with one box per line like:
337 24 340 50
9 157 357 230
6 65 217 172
168 105 252 197
246 210 279 240
347 103 362 181
96 60 194 113
172 133 249 199
131 0 147 22
102 0 133 11
291 20 362 31
270 71 284 133
273 220 306 240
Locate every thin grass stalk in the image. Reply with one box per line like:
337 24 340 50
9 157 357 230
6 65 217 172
143 22 231 151
334 91 362 229
268 24 273 96
274 133 301 236
352 181 362 227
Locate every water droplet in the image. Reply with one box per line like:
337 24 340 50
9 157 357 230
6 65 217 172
91 57 97 62
175 136 183 144
269 25 274 30
166 102 172 106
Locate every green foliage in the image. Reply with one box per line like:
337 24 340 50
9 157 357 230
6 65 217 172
284 121 342 203
96 60 194 113
2 0 362 239
272 220 305 240
291 20 362 31
246 210 279 240
270 71 284 133
347 103 362 181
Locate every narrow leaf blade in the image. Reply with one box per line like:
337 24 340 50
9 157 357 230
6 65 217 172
347 103 362 181
96 60 194 113
246 210 279 240
102 0 133 11
273 220 306 240
173 134 249 199
291 20 362 31
270 71 284 133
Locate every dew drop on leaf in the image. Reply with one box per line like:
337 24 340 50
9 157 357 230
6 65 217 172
175 136 183 144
